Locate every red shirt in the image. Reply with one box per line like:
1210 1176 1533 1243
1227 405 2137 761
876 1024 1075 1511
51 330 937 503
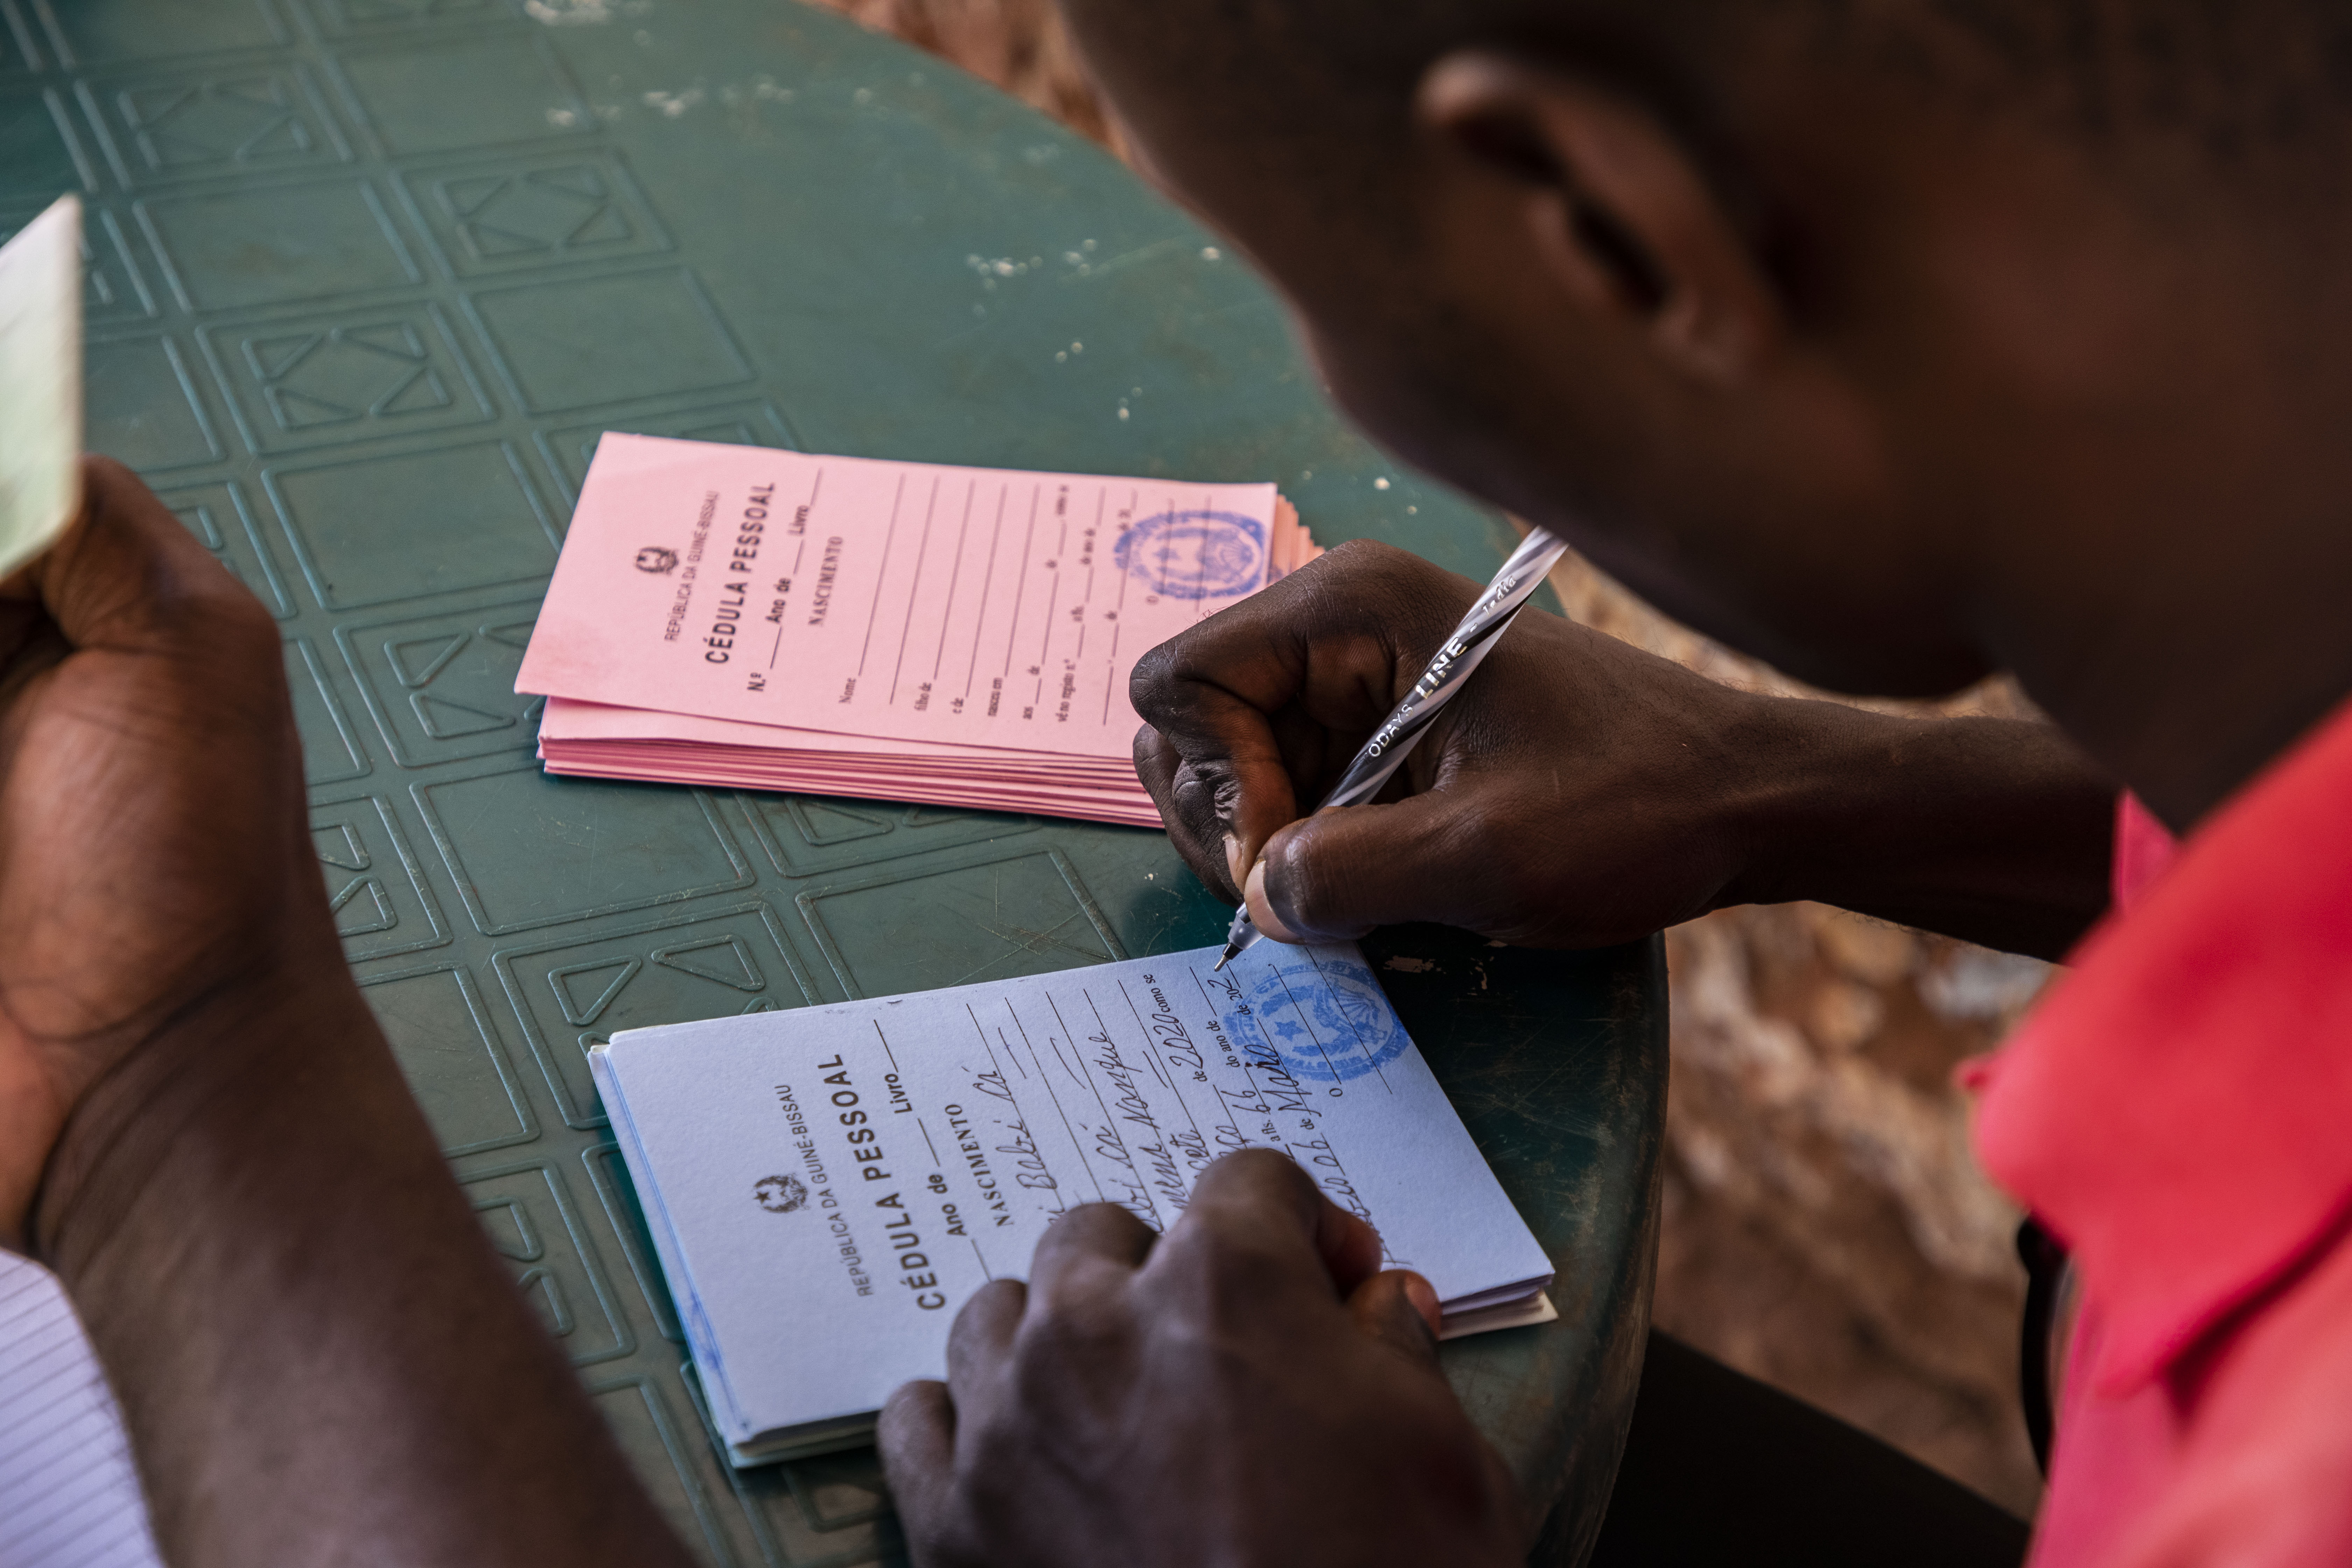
1967 704 2352 1566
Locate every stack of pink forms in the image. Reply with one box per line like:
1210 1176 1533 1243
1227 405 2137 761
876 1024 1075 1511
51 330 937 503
518 434 1320 827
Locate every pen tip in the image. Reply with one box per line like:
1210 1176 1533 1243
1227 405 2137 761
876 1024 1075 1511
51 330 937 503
1213 947 1235 972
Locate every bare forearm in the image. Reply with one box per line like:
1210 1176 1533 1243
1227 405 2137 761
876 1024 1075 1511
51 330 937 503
32 969 694 1568
1716 700 2117 960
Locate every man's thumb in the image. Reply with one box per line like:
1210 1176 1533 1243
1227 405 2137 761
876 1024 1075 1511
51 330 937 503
1252 790 1487 943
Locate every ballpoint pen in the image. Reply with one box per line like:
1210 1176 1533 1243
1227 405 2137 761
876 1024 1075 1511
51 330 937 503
1213 525 1573 970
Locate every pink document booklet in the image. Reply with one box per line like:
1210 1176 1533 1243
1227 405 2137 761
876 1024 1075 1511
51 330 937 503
516 433 1318 824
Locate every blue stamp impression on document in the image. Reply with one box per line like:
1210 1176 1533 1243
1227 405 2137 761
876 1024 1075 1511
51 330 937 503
1223 953 1408 1084
1116 510 1266 600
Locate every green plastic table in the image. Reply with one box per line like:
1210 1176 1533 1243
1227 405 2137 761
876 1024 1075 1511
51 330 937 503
6 0 1666 1559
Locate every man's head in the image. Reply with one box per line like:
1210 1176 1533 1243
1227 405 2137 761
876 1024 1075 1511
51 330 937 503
1056 1 2352 708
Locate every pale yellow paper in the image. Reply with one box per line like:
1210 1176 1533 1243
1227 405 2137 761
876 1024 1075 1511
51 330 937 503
0 196 81 581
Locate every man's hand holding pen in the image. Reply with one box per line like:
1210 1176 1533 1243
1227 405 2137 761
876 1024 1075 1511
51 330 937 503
1130 537 1786 951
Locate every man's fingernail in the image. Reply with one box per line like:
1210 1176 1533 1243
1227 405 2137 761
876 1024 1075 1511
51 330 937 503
1244 859 1302 944
1403 1273 1442 1337
1224 834 1248 891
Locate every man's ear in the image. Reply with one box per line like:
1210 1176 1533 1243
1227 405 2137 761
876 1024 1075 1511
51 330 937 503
1415 50 1783 385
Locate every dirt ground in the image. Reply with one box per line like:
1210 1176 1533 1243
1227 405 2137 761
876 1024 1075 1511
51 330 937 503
803 0 2048 1517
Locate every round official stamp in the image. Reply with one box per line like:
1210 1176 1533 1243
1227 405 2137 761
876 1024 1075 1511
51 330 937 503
1232 955 1408 1084
1115 510 1266 600
752 1174 809 1213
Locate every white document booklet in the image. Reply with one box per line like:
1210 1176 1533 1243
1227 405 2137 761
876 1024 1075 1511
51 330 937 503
0 196 82 580
594 940 1556 1466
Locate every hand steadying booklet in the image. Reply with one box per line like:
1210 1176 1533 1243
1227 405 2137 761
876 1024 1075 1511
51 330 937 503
515 433 1318 825
595 939 1555 1466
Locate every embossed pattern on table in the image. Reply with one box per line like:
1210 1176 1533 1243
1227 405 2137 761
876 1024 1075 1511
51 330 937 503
5 3 1664 1563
